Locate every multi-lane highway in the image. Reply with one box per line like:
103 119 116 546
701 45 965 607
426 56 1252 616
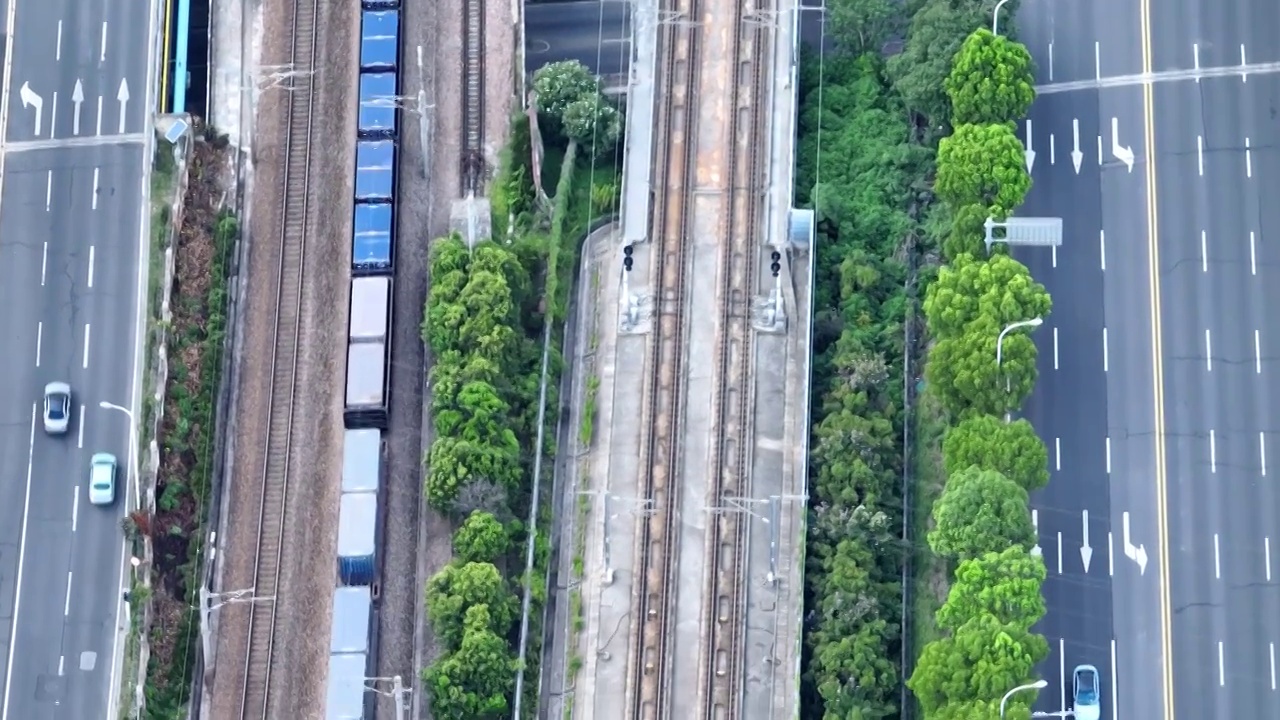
525 0 630 78
1017 0 1280 716
0 0 156 717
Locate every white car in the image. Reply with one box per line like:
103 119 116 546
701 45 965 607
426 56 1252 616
88 453 117 506
1072 664 1102 720
43 382 72 434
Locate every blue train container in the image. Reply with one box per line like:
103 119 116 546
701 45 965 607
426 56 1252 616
360 11 400 72
358 72 399 137
352 203 393 272
354 140 396 203
331 586 373 654
337 492 379 586
342 429 383 493
326 651 369 719
360 0 399 9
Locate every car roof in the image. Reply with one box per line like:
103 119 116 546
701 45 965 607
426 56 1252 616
44 381 71 395
1074 664 1099 675
92 452 117 464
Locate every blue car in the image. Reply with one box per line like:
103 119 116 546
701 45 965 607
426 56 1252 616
1072 664 1101 720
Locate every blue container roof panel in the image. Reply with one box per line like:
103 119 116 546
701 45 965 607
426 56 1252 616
330 586 373 654
354 141 395 202
337 492 378 558
352 203 392 270
326 652 368 719
358 73 398 136
360 11 400 70
342 429 381 493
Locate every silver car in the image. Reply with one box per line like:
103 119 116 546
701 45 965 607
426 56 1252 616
42 382 71 434
88 453 117 506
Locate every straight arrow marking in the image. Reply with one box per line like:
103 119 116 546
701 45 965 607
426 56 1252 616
1081 509 1093 572
117 78 130 135
1024 119 1036 172
1071 118 1083 173
71 79 84 136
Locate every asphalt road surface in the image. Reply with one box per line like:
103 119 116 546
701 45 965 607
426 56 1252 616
1016 0 1280 716
0 0 155 716
525 0 630 79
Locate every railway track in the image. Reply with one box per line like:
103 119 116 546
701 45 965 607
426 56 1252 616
236 0 319 714
461 0 486 193
626 0 702 714
698 0 768 714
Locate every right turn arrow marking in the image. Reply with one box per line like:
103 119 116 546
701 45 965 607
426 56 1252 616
1111 117 1135 172
1122 511 1148 575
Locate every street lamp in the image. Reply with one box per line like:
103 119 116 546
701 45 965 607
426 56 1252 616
1000 678 1048 718
992 0 1011 35
996 317 1043 368
100 401 140 511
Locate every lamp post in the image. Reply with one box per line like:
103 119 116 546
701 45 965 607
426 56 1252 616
992 0 1011 35
99 401 139 511
996 317 1043 392
1000 678 1048 718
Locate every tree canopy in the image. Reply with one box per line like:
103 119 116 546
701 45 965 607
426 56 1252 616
425 561 518 651
923 252 1051 340
454 511 511 565
423 605 516 719
925 319 1038 418
929 466 1036 561
943 415 1049 490
936 123 1032 210
827 0 901 57
946 29 1037 126
908 612 1049 714
936 547 1047 632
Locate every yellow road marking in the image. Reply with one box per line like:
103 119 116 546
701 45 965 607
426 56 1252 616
1138 0 1176 715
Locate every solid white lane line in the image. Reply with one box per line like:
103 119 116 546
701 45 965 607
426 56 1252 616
1198 135 1204 175
64 572 72 615
77 405 84 449
1206 328 1213 371
35 322 41 367
45 171 51 212
1242 44 1249 81
2 405 38 720
82 323 90 368
1052 244 1057 268
49 91 56 139
92 168 99 210
1108 531 1115 576
1214 532 1221 578
72 486 79 532
1095 41 1101 81
1266 536 1271 582
1100 229 1106 270
1251 231 1257 275
1219 641 1226 685
1102 327 1109 372
1059 638 1067 711
1246 137 1253 177
1201 230 1208 271
1105 437 1112 474
1055 437 1061 471
1210 429 1217 473
100 22 108 63
1057 532 1063 573
56 20 62 61
1049 133 1056 165
88 245 95 288
1111 638 1119 719
1194 43 1201 76
1263 432 1268 476
41 241 47 284
1049 42 1054 81
57 656 64 677
1097 134 1103 164
96 96 103 136
1271 643 1276 690
1257 329 1263 374
1053 327 1060 369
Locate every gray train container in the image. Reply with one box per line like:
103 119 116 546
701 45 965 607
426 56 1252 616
326 651 370 719
330 586 373 654
359 10 399 72
343 277 392 429
337 491 379 586
342 429 382 493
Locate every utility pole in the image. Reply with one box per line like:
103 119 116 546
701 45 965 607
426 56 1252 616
366 675 411 720
198 587 274 683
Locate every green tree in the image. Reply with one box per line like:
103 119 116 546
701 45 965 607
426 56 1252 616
561 95 623 153
454 511 510 565
946 29 1037 125
532 60 600 119
929 698 1034 720
908 612 1048 713
426 434 523 510
943 203 1012 261
888 0 1012 129
425 562 517 651
929 466 1035 561
943 415 1050 490
423 605 516 718
936 123 1032 211
936 547 1046 632
923 252 1051 340
925 319 1038 418
828 0 900 57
